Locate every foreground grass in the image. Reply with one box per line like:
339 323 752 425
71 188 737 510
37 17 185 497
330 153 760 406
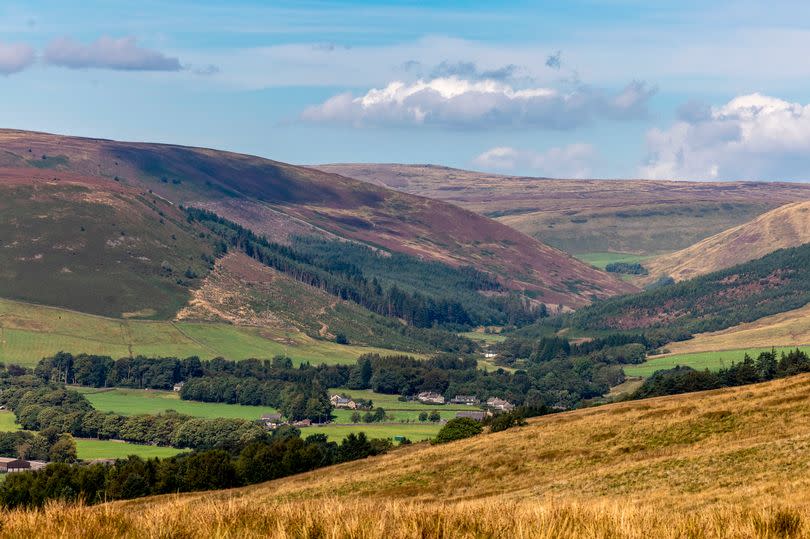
7 375 810 537
0 297 408 367
0 498 806 539
625 345 810 377
74 387 278 420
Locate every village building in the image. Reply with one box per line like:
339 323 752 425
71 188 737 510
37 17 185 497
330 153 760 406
260 413 284 429
455 410 486 421
330 394 358 409
1 458 46 473
293 419 312 428
172 382 185 392
486 397 515 412
416 391 445 405
450 395 480 406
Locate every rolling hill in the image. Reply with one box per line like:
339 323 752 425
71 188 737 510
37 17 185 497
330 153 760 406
643 201 810 283
4 374 810 537
0 130 635 311
317 163 810 256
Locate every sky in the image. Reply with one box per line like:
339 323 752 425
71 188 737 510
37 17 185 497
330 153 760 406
4 0 810 180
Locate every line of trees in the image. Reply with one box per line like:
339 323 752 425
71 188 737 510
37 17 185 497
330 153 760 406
0 429 391 509
186 207 542 329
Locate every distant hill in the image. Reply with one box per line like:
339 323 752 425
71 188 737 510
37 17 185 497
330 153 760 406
317 163 810 255
11 374 810 537
643 200 810 283
0 130 634 311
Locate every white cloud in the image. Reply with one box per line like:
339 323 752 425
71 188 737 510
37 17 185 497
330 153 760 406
302 76 655 129
0 42 35 75
472 144 596 178
641 93 810 181
44 36 181 71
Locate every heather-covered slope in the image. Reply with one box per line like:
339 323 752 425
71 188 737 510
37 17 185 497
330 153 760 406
318 163 810 255
0 168 213 318
0 130 634 309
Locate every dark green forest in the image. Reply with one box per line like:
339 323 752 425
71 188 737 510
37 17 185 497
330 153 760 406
186 208 542 330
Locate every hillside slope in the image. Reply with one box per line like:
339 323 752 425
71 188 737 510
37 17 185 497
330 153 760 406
5 375 810 537
0 168 213 318
0 130 635 309
644 201 810 283
318 163 810 255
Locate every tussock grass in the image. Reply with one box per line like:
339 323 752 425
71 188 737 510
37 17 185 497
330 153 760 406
0 498 808 538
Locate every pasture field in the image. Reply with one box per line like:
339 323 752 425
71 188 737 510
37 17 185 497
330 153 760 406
306 422 442 443
624 345 810 377
74 388 277 420
0 412 19 432
0 297 409 368
75 439 184 460
574 252 651 269
458 331 506 343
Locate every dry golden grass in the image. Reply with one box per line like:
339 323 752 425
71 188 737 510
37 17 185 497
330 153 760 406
5 375 810 537
644 201 810 283
666 302 810 355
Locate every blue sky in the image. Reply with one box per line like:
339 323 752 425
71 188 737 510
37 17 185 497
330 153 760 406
4 0 810 180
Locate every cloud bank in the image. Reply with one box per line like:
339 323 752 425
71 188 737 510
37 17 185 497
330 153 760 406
0 42 35 75
641 93 810 181
473 144 596 178
44 36 181 71
302 77 655 129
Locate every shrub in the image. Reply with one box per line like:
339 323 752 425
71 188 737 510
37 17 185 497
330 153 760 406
434 418 483 444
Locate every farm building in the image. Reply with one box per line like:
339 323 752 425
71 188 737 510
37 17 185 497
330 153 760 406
293 419 312 428
486 397 515 412
450 395 480 406
330 395 358 409
416 391 445 405
2 459 46 473
172 382 185 392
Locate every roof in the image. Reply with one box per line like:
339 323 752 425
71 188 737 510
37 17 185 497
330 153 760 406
7 459 31 469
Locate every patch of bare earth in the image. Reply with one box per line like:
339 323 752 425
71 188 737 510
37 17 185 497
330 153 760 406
176 252 291 330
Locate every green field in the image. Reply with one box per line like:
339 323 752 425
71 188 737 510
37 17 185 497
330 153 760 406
306 423 443 443
574 252 651 270
75 439 184 460
459 331 507 343
0 411 182 460
624 345 810 377
75 387 277 420
0 297 410 368
0 412 20 432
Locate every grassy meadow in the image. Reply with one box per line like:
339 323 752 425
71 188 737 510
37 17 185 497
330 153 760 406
0 297 410 368
74 387 277 420
4 374 810 537
574 251 651 269
75 439 184 460
625 345 810 377
0 412 19 432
